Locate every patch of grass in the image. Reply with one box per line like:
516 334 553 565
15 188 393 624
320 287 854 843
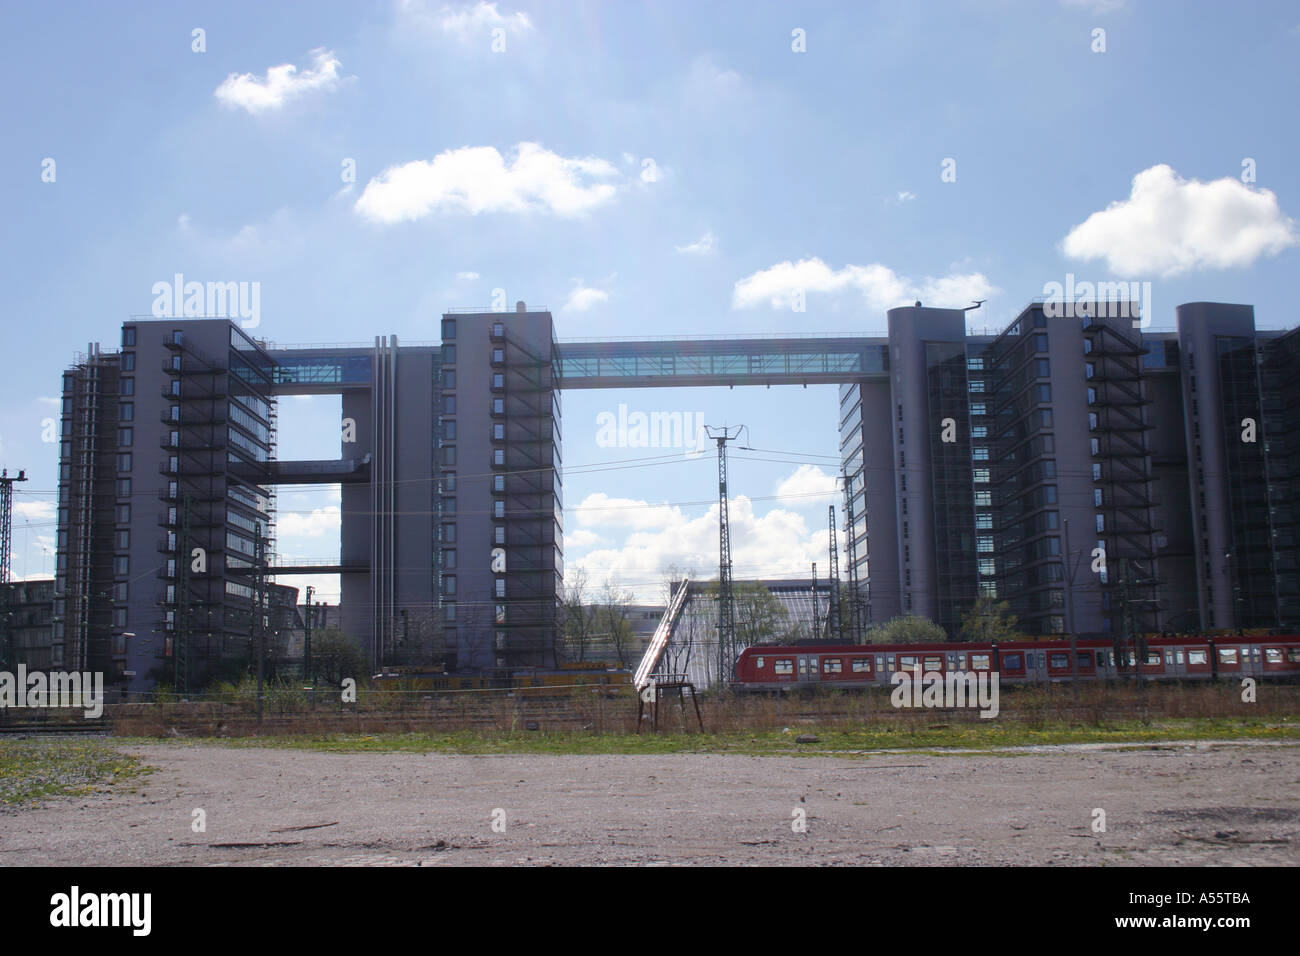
0 739 154 809
122 715 1299 758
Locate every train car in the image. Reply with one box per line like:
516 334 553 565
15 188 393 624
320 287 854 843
731 634 1300 692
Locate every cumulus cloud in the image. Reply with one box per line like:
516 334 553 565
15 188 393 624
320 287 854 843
676 230 717 255
563 283 610 312
566 491 831 602
457 271 480 280
354 142 620 223
732 257 997 311
276 505 341 538
1061 164 1298 278
14 501 55 521
775 465 840 501
214 48 344 114
415 1 534 42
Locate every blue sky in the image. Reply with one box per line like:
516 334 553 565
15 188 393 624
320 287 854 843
3 0 1298 602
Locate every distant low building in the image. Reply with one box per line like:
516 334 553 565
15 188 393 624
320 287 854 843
1 578 56 670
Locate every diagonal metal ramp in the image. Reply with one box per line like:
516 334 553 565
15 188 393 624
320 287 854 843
633 576 692 690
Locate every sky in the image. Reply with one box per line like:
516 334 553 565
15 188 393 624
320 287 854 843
2 0 1298 604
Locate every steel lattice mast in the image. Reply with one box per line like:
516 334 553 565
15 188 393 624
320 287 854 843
827 505 841 642
706 425 743 685
0 469 28 584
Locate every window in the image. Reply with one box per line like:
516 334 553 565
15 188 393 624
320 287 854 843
116 453 132 472
443 576 456 596
1095 514 1105 532
442 522 456 543
443 395 456 414
120 378 134 396
1034 333 1048 352
973 468 990 483
493 397 505 414
118 427 133 446
822 659 842 674
492 348 505 363
755 657 765 669
851 658 871 673
494 500 505 518
1087 387 1097 405
442 345 455 364
116 504 130 523
112 582 128 601
115 530 130 549
1036 384 1051 402
1092 463 1102 481
114 556 129 575
1040 409 1053 427
441 318 456 340
442 420 457 440
119 403 134 421
443 447 456 466
1085 363 1096 379
976 513 992 529
1036 358 1050 377
977 536 994 552
443 370 456 388
1090 437 1100 455
493 449 505 465
774 659 794 675
1218 648 1238 664
972 425 987 438
495 578 506 598
1092 488 1102 506
970 403 986 416
492 373 505 389
1050 653 1068 669
971 654 992 671
442 497 456 514
969 379 984 392
974 490 991 506
492 321 505 337
1265 648 1283 664
493 475 505 492
445 604 457 623
978 558 995 575
494 526 505 544
1188 649 1207 665
973 447 989 460
1003 653 1022 669
443 549 457 570
493 423 505 440
122 327 136 347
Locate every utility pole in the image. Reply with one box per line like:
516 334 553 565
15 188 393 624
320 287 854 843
0 469 29 584
811 562 820 641
304 584 314 685
705 425 744 686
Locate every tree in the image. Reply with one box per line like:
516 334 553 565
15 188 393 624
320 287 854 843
598 577 637 668
312 628 367 688
866 614 946 644
960 596 1025 644
560 567 598 662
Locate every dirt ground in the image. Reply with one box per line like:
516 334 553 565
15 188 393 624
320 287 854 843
2 740 1297 866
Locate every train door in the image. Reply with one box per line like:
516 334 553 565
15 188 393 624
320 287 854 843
798 656 820 683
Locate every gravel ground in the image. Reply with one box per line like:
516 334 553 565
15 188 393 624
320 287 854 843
1 740 1297 866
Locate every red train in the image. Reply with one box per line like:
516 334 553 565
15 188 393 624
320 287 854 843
732 634 1300 691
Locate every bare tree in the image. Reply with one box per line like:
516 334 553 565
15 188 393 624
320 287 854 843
560 567 598 662
599 576 637 668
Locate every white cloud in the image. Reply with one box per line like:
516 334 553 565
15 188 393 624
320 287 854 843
775 465 839 501
565 529 603 549
36 396 60 406
354 142 620 223
896 191 916 202
564 283 610 312
413 1 534 42
676 230 717 255
732 257 997 311
14 501 55 521
1061 164 1299 278
456 270 480 280
567 492 830 602
276 505 341 538
214 48 345 114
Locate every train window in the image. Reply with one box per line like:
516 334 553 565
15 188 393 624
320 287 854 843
899 655 918 673
852 658 871 673
774 659 794 675
1076 652 1091 669
876 655 885 670
1147 652 1161 665
1288 649 1300 663
1188 649 1207 665
1050 653 1068 668
755 657 766 669
1218 648 1238 664
923 657 942 672
957 653 967 668
971 654 990 670
886 656 895 672
1265 648 1283 664
1003 653 1022 669
823 659 843 674
1175 649 1184 664
1164 650 1174 665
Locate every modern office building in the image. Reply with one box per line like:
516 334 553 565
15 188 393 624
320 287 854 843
1 578 56 670
50 298 1300 692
